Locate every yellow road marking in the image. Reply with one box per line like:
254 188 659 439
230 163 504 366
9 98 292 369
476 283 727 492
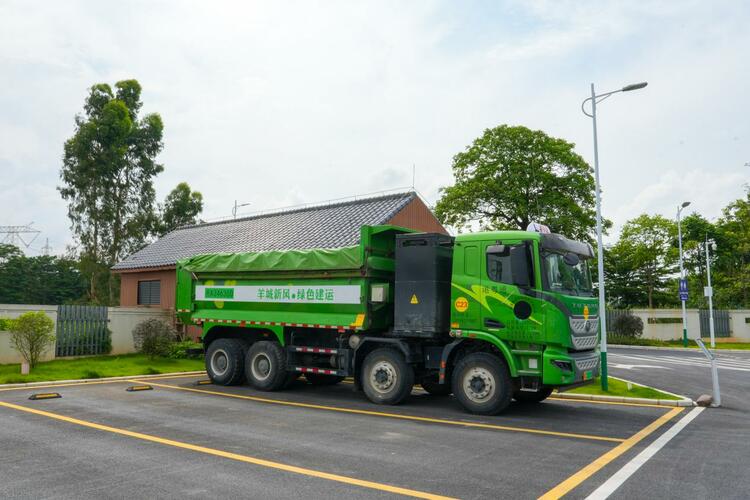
538 406 684 499
0 400 454 500
132 380 625 443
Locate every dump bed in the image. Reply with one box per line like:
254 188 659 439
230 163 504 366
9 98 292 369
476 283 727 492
175 225 414 335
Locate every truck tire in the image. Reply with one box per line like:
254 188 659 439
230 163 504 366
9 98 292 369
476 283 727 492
245 341 288 391
452 352 512 415
362 347 414 405
305 373 345 386
420 375 451 396
206 338 246 386
513 386 553 403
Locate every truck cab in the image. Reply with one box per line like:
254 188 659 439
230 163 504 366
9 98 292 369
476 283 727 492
446 230 599 409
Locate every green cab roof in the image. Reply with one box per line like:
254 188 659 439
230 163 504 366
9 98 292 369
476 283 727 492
455 230 542 243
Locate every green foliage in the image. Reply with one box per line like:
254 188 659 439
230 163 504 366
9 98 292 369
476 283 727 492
605 214 677 308
132 319 177 358
435 125 603 241
9 311 56 368
0 317 17 331
0 244 87 304
167 340 203 359
159 182 204 235
610 313 644 338
101 328 113 355
59 79 164 305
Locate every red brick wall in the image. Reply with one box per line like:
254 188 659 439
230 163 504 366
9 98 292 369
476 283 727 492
388 197 448 234
118 269 176 309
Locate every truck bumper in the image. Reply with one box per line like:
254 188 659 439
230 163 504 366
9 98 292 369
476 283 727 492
542 348 600 386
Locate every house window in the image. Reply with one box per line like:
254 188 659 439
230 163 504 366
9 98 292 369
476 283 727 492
137 280 161 305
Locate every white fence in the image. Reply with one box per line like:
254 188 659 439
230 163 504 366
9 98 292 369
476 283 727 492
0 305 172 364
626 309 750 341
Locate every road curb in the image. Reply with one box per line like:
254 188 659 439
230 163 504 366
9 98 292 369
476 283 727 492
610 344 749 353
0 371 206 389
552 391 695 407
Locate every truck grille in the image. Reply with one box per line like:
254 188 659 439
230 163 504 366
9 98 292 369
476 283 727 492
574 356 599 372
571 335 598 350
569 316 598 335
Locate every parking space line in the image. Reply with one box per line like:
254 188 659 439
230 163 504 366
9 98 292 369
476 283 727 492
584 407 704 499
538 406 684 499
0 400 455 500
132 380 625 443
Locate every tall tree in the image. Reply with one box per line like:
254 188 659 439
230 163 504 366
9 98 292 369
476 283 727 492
59 80 164 304
159 182 204 235
617 214 677 308
716 187 750 307
434 125 602 241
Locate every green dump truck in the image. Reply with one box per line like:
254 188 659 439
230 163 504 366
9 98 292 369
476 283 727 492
175 224 599 415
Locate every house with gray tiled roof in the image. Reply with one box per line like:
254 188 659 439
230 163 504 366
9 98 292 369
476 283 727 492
113 191 446 310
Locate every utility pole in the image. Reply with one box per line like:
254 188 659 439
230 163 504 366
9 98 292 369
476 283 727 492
232 201 251 219
41 238 52 256
0 223 41 249
677 202 691 347
704 237 717 348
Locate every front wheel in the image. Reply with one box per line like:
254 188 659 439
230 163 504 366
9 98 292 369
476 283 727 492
514 386 553 404
245 341 288 391
452 352 512 415
362 347 414 405
205 338 246 386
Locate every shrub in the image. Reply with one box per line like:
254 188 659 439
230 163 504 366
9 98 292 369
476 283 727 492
9 311 56 368
611 312 644 338
0 317 17 331
167 340 203 359
132 319 177 358
101 328 113 355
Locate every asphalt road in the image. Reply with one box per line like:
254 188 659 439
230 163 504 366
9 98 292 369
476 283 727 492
0 348 745 500
608 346 750 499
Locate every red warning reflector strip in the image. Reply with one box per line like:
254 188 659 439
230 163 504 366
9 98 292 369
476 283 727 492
29 393 62 400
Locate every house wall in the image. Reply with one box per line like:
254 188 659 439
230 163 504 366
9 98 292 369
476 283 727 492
627 309 750 341
388 197 448 234
119 269 176 309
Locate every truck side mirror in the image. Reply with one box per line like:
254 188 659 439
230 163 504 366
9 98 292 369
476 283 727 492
510 244 533 288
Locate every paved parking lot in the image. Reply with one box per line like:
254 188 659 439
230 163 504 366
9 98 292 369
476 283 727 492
0 374 689 499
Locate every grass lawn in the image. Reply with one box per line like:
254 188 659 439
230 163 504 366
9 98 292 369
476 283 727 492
0 354 205 385
609 336 750 350
561 376 681 400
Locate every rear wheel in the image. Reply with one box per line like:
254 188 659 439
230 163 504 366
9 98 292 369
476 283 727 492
305 373 345 386
205 338 246 386
362 347 414 405
245 341 288 391
452 352 512 415
514 386 553 404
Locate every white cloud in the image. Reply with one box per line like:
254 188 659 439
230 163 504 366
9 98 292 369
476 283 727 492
0 0 748 255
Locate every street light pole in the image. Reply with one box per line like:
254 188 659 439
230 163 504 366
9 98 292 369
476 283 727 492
677 201 690 347
705 237 716 348
582 81 647 392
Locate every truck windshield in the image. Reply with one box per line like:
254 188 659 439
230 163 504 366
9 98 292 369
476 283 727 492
542 252 593 296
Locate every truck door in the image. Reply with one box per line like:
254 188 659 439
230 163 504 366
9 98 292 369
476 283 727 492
480 240 543 342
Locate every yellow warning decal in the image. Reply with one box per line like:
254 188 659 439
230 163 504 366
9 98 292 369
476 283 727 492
351 313 365 328
454 297 469 313
583 305 590 321
410 294 419 304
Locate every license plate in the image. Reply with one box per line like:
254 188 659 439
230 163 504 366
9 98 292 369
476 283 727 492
583 370 592 380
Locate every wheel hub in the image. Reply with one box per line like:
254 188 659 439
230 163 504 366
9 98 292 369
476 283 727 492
370 361 397 392
211 349 229 376
463 367 495 403
252 353 272 380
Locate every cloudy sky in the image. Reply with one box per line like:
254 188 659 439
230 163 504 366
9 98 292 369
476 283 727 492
1 0 748 255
